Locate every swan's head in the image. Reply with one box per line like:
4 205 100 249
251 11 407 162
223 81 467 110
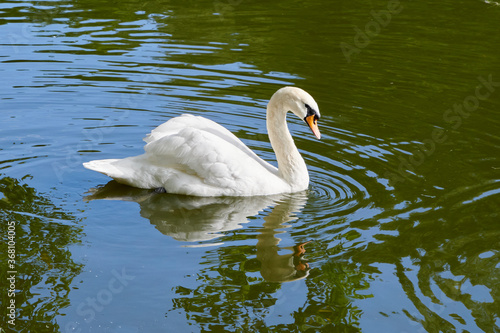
273 86 321 140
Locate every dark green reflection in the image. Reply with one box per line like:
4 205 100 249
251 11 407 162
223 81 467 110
0 176 83 332
335 194 500 332
165 206 366 331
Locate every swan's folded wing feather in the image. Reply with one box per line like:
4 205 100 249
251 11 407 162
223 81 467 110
143 126 280 195
144 114 230 144
144 114 278 176
143 114 198 144
85 115 284 195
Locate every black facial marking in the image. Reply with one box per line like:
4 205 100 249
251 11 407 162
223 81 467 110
304 104 319 122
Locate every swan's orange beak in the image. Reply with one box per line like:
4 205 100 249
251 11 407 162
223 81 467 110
305 115 321 140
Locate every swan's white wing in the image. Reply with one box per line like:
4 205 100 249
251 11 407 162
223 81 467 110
144 114 277 176
85 115 286 196
141 122 284 196
144 114 214 143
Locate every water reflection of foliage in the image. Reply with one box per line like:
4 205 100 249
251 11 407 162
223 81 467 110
170 247 282 331
168 238 368 331
339 199 500 333
167 195 499 332
169 255 368 332
0 176 83 332
297 261 368 332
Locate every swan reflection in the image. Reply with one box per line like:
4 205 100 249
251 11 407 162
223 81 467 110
85 181 312 282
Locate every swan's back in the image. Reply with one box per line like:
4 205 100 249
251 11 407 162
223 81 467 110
84 114 285 196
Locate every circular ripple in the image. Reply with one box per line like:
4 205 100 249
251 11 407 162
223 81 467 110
306 151 370 216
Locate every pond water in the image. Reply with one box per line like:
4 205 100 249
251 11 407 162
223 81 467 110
1 0 500 332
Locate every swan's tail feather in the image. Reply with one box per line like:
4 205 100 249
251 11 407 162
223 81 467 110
83 159 125 179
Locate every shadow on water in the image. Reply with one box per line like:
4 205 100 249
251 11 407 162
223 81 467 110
0 176 84 332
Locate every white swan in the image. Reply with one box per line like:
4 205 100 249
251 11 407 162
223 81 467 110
83 86 321 196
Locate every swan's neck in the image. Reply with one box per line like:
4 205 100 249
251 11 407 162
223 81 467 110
267 98 309 191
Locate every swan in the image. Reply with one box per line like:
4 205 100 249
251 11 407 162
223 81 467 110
83 86 321 196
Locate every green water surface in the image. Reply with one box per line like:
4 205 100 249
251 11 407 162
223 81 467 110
1 0 499 332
